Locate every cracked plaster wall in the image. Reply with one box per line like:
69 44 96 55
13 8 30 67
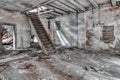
0 9 31 49
50 6 120 50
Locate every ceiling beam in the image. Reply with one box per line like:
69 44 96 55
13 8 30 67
47 17 55 19
22 0 57 13
38 9 54 15
66 0 86 11
53 10 64 15
40 11 60 17
57 0 77 12
35 0 57 7
47 4 70 14
43 14 55 17
49 12 61 16
40 12 56 16
65 0 79 11
50 12 61 16
87 0 98 8
41 12 56 18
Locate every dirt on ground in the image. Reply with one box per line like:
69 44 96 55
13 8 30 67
0 47 120 80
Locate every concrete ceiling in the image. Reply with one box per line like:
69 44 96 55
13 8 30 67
38 0 111 19
0 0 112 19
0 0 48 11
0 0 110 11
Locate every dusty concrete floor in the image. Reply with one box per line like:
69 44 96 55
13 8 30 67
0 48 120 80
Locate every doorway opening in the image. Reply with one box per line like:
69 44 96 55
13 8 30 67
1 24 16 50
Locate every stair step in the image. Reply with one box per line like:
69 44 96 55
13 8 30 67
43 41 51 45
37 32 47 35
42 36 50 40
29 13 55 54
36 29 45 32
34 26 43 28
31 19 40 22
36 30 46 34
33 25 43 28
41 39 51 42
33 25 42 27
37 34 47 37
32 20 39 22
36 27 45 30
31 17 39 19
30 18 39 20
31 15 38 17
46 47 55 51
40 38 50 42
44 44 53 48
32 22 42 25
45 45 54 48
39 36 50 40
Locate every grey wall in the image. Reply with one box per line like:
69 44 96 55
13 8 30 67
50 6 120 50
0 9 31 49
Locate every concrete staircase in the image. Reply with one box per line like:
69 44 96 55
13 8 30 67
28 13 56 54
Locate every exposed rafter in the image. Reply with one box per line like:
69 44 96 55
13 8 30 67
22 0 57 13
66 0 86 11
49 12 62 16
41 13 55 19
48 13 57 16
47 17 55 19
53 10 64 15
40 11 60 17
35 0 57 7
38 9 54 15
87 0 98 8
40 12 55 16
47 4 70 14
65 0 80 11
73 0 86 11
43 14 55 18
57 0 77 12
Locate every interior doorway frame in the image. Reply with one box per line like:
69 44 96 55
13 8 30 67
0 22 17 50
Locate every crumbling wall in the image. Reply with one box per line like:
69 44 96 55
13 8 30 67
50 6 120 50
50 13 78 47
87 7 120 50
0 9 31 49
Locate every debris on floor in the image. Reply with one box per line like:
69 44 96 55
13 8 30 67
0 48 119 80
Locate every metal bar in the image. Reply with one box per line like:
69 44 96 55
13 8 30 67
47 4 70 14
